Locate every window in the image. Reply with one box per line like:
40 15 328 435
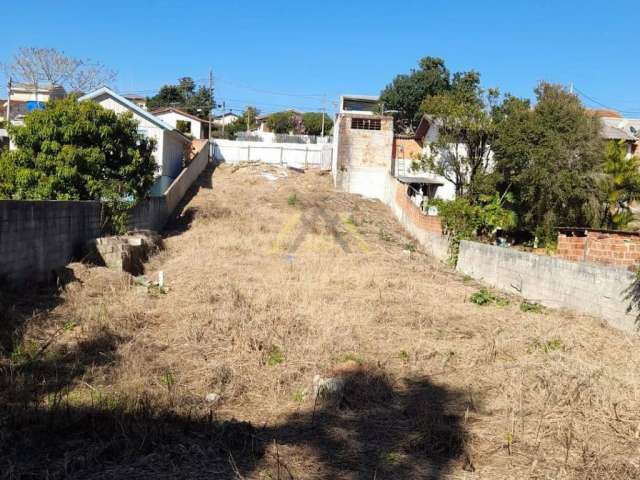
351 117 381 130
176 119 192 134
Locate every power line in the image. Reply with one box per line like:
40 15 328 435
573 86 640 116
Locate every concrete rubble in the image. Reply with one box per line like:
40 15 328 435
85 230 162 275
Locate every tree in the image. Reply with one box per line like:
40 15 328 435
420 71 500 200
3 47 116 93
224 106 261 139
600 140 640 229
147 77 211 119
492 82 605 242
302 112 333 136
267 111 295 134
0 97 156 204
380 57 451 133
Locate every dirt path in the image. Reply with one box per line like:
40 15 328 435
2 163 640 479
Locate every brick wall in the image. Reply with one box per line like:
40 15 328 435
394 182 442 234
337 113 394 170
557 229 640 270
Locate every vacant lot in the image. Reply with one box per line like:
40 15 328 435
2 163 640 479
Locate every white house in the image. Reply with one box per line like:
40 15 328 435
79 87 190 184
213 112 239 127
151 107 209 139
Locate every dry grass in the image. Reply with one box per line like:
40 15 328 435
2 163 640 479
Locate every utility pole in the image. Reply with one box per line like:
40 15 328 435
221 101 226 136
321 95 326 137
208 69 213 161
6 77 11 125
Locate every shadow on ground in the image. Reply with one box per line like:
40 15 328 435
1 360 472 479
163 163 217 239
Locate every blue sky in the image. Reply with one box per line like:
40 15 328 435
3 0 640 116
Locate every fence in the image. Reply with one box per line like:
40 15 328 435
382 173 639 332
236 132 332 144
212 139 333 170
0 141 210 286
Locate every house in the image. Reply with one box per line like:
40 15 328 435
79 87 191 186
255 109 304 133
2 83 67 123
332 95 455 202
595 113 640 156
213 112 239 127
332 94 394 200
123 93 148 110
151 107 210 139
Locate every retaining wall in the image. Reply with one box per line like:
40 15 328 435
383 175 449 261
456 240 638 332
0 141 210 286
0 201 102 284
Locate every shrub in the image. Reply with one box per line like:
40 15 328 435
430 193 516 263
470 288 509 307
520 301 544 313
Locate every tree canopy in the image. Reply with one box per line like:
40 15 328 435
147 77 211 119
380 57 451 133
266 111 295 134
491 82 605 241
420 71 500 200
600 140 640 229
2 47 116 93
302 112 333 136
0 97 156 202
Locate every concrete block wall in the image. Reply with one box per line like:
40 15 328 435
457 240 639 332
0 141 211 287
557 229 640 270
0 200 102 285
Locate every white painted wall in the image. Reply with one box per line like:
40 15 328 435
213 139 332 169
87 94 186 179
154 110 203 139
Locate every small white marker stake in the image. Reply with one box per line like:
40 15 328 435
158 271 164 288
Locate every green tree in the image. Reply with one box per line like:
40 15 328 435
267 111 294 134
302 112 333 136
147 77 211 119
600 140 640 229
420 71 500 200
0 97 156 204
380 56 451 133
492 82 604 242
222 106 261 139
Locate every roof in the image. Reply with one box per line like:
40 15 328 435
151 106 210 124
12 82 66 93
415 114 438 139
79 86 177 131
123 93 146 100
600 116 640 141
341 94 379 101
589 109 622 118
215 112 239 119
397 176 444 186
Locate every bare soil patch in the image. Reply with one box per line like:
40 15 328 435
2 163 640 479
